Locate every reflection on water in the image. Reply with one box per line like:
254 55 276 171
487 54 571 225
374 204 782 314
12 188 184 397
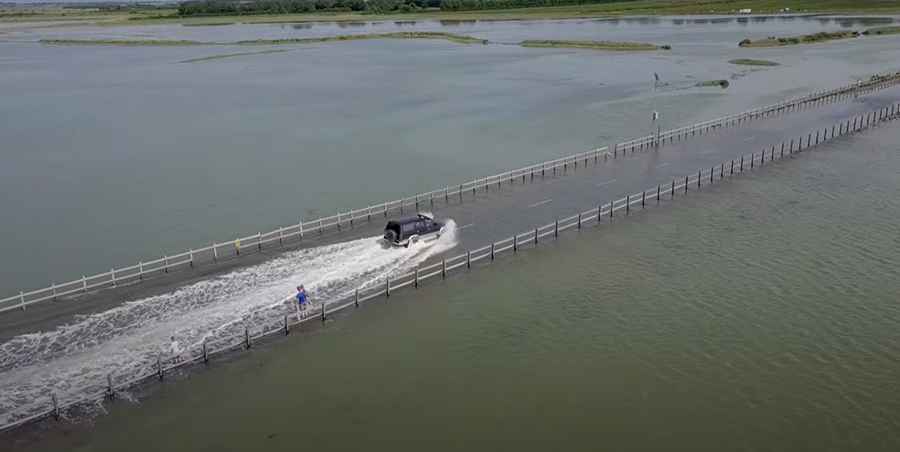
336 21 368 28
291 23 313 30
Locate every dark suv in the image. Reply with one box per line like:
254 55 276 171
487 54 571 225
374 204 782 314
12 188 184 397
383 214 445 247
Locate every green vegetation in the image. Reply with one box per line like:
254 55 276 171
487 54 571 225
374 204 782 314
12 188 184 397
7 0 900 27
696 79 730 88
519 39 663 51
863 26 900 36
729 58 780 66
40 31 487 47
179 49 291 62
739 31 859 47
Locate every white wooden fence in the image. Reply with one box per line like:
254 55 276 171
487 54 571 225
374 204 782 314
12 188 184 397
1 72 899 314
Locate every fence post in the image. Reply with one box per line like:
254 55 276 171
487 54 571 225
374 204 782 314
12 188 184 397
415 268 420 287
157 354 163 381
534 228 539 244
111 268 117 287
740 155 744 171
107 373 115 400
235 239 241 256
514 234 518 252
577 213 582 229
82 275 88 293
386 277 391 297
321 302 326 322
284 314 290 335
278 228 284 246
202 340 209 363
466 251 471 269
189 249 194 267
490 243 495 261
51 393 60 420
19 291 25 311
671 179 675 199
657 184 661 203
212 243 218 263
245 327 251 349
684 176 689 193
641 191 646 208
698 170 702 188
710 167 714 184
554 220 559 237
355 288 360 308
442 259 447 279
164 256 169 273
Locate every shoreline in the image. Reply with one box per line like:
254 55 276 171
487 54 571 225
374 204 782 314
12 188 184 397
4 1 900 30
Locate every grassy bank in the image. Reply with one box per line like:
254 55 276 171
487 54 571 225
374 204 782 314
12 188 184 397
519 39 664 51
729 58 780 66
738 31 859 47
7 0 900 28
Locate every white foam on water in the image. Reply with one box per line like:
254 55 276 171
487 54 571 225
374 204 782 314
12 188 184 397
0 220 458 425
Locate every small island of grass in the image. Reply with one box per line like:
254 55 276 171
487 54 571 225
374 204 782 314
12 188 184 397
729 58 780 67
40 32 488 48
236 32 488 46
519 39 666 51
41 38 205 46
738 31 859 48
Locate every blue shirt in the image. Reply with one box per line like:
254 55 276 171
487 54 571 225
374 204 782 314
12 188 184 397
297 291 307 304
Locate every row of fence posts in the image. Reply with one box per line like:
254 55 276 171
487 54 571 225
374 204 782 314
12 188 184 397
19 101 900 435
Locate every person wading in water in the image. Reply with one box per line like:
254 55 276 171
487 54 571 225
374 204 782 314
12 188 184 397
295 285 308 320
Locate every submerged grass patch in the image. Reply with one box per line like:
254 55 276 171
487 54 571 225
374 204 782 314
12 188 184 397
738 31 859 48
178 49 290 63
519 39 665 51
729 58 780 67
863 26 900 36
696 79 730 88
182 22 235 27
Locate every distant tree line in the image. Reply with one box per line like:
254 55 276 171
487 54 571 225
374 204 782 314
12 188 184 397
177 0 442 16
177 0 627 15
439 0 632 11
